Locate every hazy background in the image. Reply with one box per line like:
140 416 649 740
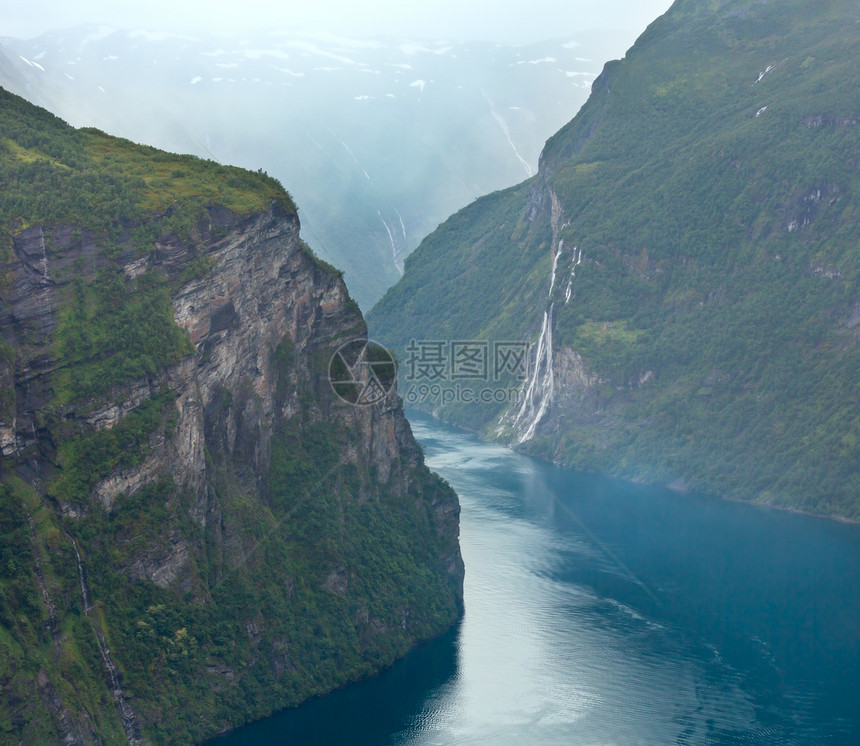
0 1 675 306
3 0 674 44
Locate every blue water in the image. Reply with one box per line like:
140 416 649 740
211 411 860 745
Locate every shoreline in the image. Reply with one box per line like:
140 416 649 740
404 405 860 527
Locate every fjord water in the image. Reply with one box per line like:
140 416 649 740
212 411 860 745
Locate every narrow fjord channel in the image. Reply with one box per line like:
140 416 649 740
212 410 860 745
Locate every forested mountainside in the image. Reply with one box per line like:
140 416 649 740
370 0 860 519
0 87 463 744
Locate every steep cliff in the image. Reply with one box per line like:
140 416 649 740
0 88 463 744
370 0 860 518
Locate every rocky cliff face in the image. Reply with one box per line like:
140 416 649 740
0 197 463 743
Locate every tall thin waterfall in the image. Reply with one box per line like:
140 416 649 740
507 191 562 443
506 191 583 444
511 301 556 443
564 246 582 304
68 534 142 744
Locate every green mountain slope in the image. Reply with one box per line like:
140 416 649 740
0 88 463 744
370 0 860 519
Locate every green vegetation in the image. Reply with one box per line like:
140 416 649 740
50 394 177 503
35 367 461 744
0 87 294 234
0 84 294 410
54 272 192 403
0 478 129 744
370 0 860 518
0 87 461 743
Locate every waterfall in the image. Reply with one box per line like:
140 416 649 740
507 235 564 444
37 227 53 318
505 189 584 444
564 247 582 304
69 537 92 612
395 207 408 242
511 304 556 444
549 240 562 295
68 534 142 744
480 87 534 177
378 211 404 275
38 228 48 280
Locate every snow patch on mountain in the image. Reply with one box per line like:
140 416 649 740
18 56 45 71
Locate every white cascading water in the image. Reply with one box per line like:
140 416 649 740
378 210 404 275
480 87 534 178
37 226 53 318
549 239 563 295
564 247 582 304
394 208 408 244
509 238 564 444
506 189 584 444
512 303 555 443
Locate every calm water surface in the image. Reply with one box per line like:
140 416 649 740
211 411 860 745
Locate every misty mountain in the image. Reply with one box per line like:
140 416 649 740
370 0 860 519
0 25 630 307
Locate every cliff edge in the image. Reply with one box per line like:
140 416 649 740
0 88 463 744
